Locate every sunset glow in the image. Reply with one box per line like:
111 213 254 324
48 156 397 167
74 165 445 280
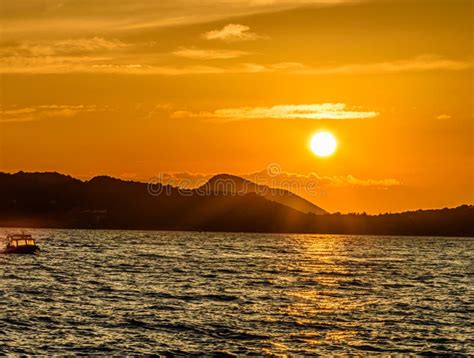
0 0 472 214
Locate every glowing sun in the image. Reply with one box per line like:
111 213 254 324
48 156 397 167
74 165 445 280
310 131 337 157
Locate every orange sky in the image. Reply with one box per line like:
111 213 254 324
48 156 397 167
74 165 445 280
0 0 473 214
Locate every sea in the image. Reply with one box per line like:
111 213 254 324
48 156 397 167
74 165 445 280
1 229 473 355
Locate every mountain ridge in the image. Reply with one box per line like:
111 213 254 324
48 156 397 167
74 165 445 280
0 171 473 236
199 173 327 215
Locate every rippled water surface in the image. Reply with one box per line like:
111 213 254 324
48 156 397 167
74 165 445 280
1 229 473 355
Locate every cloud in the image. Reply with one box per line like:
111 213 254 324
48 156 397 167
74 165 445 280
203 24 263 42
43 37 127 54
327 175 401 188
172 47 249 60
0 37 131 74
0 37 127 57
291 55 472 75
245 169 401 189
0 105 107 123
172 103 379 121
436 114 452 120
0 59 271 75
244 170 401 199
1 46 471 76
151 167 401 192
1 1 352 39
0 56 110 75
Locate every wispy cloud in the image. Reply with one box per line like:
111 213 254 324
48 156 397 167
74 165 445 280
245 169 401 189
0 105 107 123
0 60 270 75
327 175 401 188
1 1 351 39
0 37 127 57
0 45 471 76
436 114 452 120
155 168 401 191
0 37 129 74
172 47 249 60
292 55 472 75
172 103 379 121
202 24 263 42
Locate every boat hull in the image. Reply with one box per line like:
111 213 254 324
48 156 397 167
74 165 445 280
4 245 40 254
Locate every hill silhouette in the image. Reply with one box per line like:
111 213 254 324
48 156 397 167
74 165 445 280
0 171 472 236
199 174 327 215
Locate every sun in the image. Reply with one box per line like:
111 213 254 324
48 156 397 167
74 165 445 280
310 131 337 157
